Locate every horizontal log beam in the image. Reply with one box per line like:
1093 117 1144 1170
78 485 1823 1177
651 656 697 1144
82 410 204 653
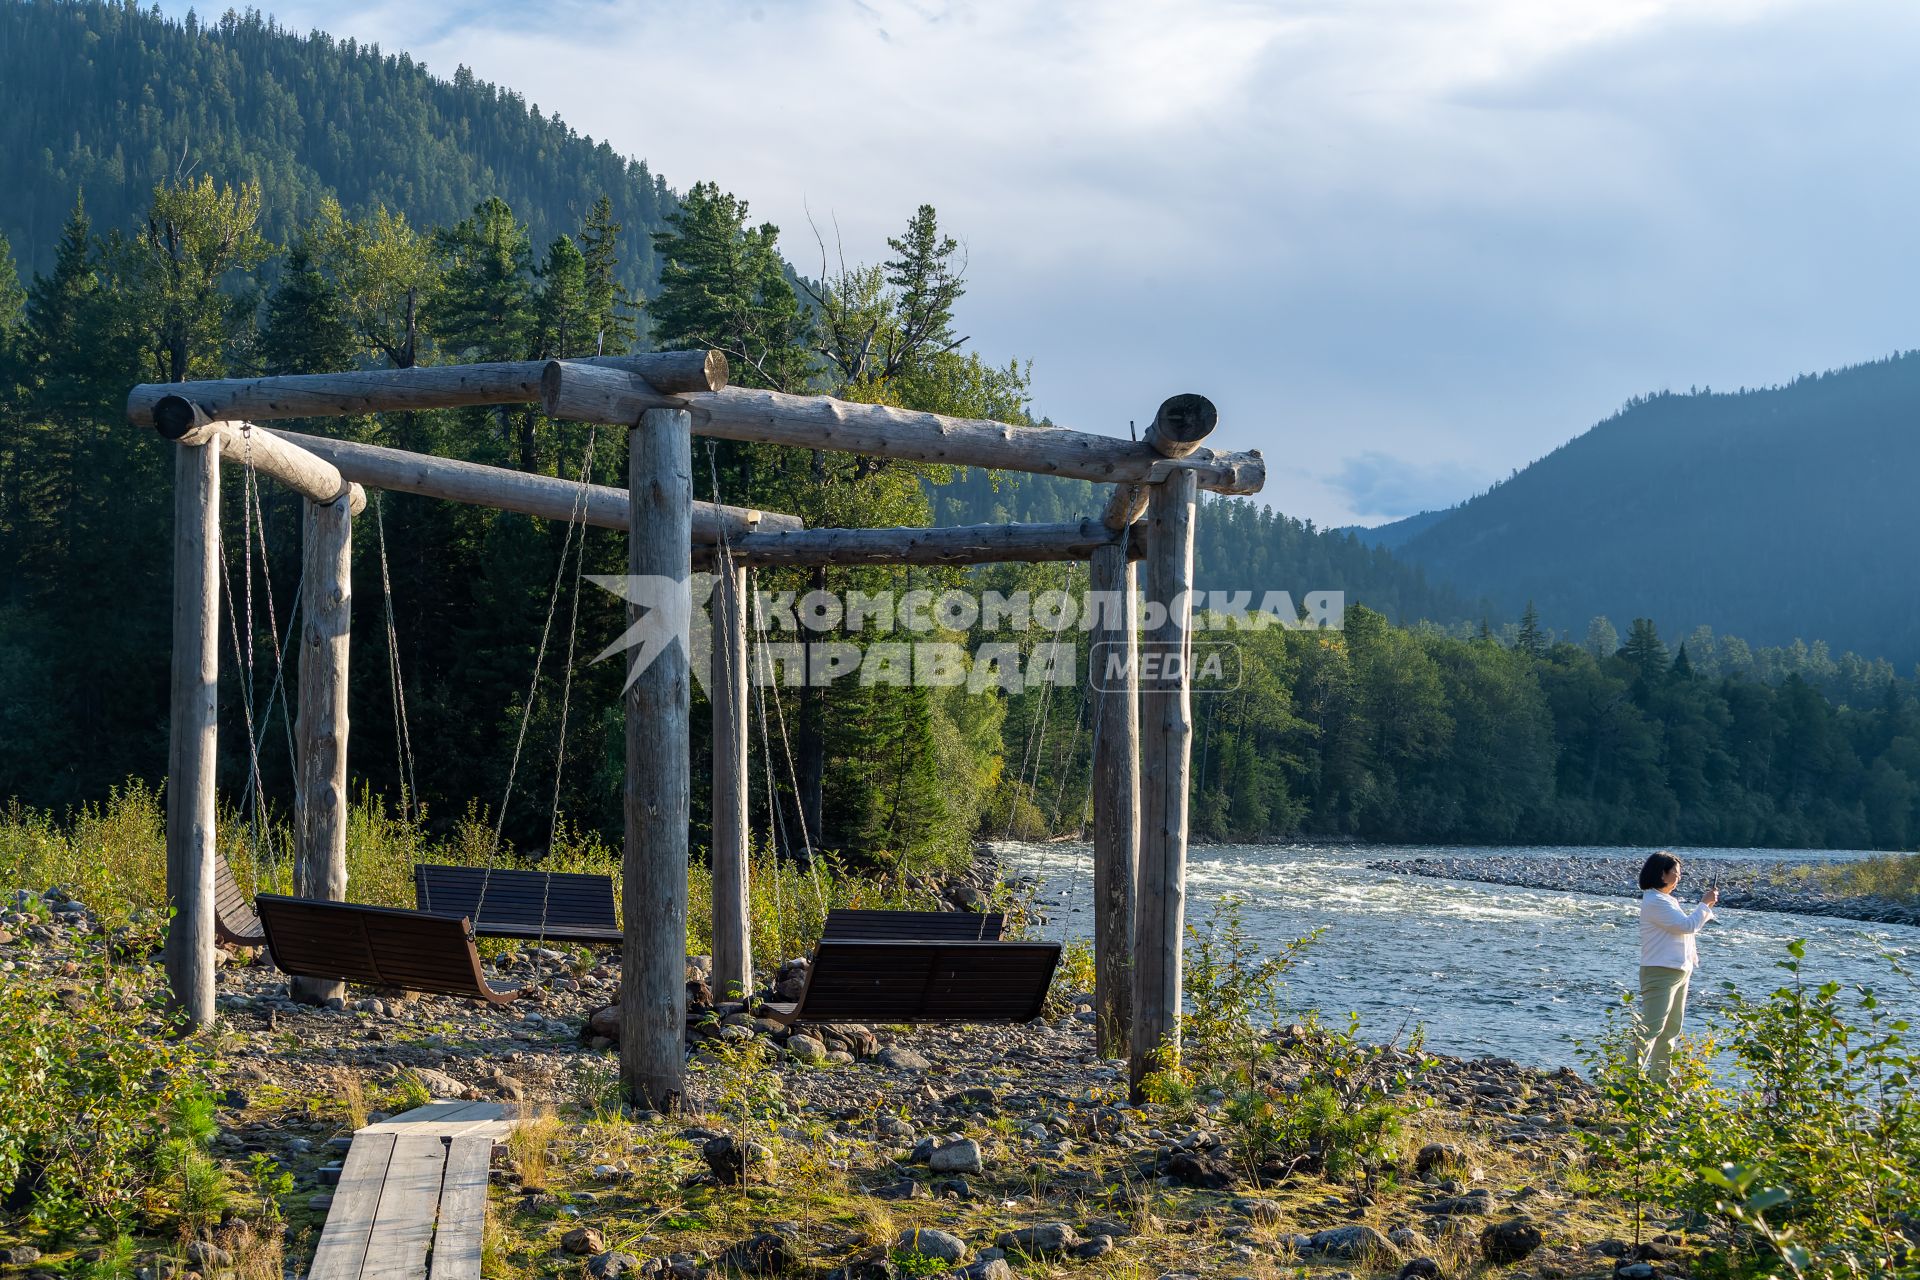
167 411 366 514
540 362 1264 495
126 351 728 428
696 519 1143 568
1102 393 1219 529
265 429 796 540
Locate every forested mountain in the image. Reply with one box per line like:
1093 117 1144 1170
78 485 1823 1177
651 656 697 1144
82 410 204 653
1383 355 1920 669
0 0 670 294
2 0 1916 858
927 469 1478 627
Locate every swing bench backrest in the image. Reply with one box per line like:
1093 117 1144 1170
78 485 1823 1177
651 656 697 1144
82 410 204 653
255 894 520 1003
214 852 265 946
821 909 1005 941
413 864 622 944
763 939 1060 1026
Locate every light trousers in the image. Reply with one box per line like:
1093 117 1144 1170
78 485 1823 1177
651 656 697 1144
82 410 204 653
1637 964 1690 1081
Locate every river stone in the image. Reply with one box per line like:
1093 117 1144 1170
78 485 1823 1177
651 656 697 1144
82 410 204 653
869 1178 926 1201
1397 1260 1442 1280
588 1005 620 1037
959 1261 1013 1280
876 1046 931 1070
1070 1235 1116 1261
929 1138 984 1173
561 1227 605 1255
412 1067 468 1099
896 1228 969 1264
1414 1142 1465 1174
586 1251 641 1279
995 1223 1080 1256
1303 1225 1401 1263
1481 1218 1544 1263
1418 1189 1493 1216
184 1243 231 1269
786 1033 828 1063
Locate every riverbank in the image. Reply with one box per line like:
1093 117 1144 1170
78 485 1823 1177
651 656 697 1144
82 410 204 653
4 886 1685 1280
1366 854 1920 928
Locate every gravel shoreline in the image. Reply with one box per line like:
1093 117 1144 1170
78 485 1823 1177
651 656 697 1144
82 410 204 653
1366 854 1920 928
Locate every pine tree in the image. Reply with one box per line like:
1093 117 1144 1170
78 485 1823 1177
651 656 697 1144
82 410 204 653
880 203 964 379
578 196 636 355
1624 617 1668 677
260 240 356 375
1516 600 1547 657
648 182 810 391
432 196 534 364
1671 643 1695 680
532 234 591 359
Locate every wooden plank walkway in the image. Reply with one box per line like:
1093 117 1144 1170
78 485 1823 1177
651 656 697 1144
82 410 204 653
308 1101 514 1280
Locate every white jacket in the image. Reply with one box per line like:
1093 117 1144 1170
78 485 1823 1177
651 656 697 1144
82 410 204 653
1641 889 1715 972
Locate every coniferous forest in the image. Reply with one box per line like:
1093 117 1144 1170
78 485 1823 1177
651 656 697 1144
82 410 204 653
1 0 1918 862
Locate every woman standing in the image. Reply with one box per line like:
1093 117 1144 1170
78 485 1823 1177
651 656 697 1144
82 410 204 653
1637 852 1719 1080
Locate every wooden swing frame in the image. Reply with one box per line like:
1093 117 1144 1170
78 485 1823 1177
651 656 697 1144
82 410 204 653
132 349 1264 1105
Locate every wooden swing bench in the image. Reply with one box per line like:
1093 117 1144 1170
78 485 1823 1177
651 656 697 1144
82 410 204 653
762 939 1059 1026
413 863 622 944
254 895 521 1004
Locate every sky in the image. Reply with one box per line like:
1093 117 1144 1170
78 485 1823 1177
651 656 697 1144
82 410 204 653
172 0 1920 527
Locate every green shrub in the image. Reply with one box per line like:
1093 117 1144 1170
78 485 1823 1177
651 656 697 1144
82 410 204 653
1579 942 1920 1278
0 971 217 1238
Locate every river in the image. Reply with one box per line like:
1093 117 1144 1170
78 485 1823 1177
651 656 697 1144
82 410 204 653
996 840 1920 1067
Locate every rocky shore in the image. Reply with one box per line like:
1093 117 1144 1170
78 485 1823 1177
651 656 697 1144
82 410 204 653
1366 854 1920 928
4 882 1708 1280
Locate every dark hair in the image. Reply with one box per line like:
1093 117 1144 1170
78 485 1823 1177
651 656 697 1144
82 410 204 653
1639 853 1680 891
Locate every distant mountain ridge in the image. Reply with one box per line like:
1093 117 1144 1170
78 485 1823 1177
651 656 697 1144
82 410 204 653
1386 352 1920 667
927 469 1478 627
0 1 672 294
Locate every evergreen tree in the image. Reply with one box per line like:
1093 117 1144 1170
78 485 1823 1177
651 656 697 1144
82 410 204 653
1516 600 1547 657
578 196 636 355
648 182 810 392
532 234 592 359
432 196 534 364
260 240 356 375
1624 617 1668 678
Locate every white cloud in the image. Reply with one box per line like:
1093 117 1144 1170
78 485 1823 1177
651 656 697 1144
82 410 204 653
183 0 1920 525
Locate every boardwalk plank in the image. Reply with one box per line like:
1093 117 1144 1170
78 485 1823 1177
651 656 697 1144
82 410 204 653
360 1134 447 1280
306 1131 396 1280
427 1136 494 1280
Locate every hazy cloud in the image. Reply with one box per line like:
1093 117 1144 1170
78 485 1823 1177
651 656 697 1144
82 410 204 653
1327 452 1489 523
180 0 1920 526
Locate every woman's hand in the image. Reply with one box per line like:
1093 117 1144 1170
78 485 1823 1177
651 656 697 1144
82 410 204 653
1703 887 1720 907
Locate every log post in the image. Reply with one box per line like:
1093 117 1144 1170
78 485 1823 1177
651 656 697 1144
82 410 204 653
1088 540 1140 1059
291 493 353 1006
1130 467 1199 1100
1102 394 1220 529
165 437 221 1029
710 559 751 1000
622 406 694 1113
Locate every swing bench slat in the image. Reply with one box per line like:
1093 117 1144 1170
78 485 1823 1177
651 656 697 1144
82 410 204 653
821 909 1005 941
762 939 1059 1026
255 894 520 1003
412 864 623 944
